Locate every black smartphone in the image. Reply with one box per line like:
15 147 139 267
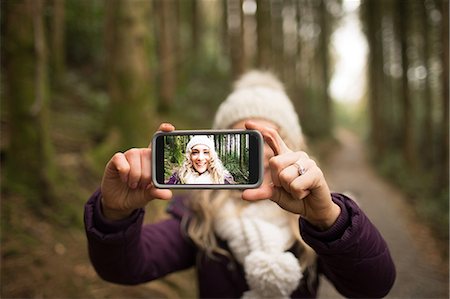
152 130 263 189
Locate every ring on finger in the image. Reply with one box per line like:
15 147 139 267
294 161 307 176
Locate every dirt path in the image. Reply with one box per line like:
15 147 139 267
317 128 448 299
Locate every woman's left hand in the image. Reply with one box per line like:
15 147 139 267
242 121 341 230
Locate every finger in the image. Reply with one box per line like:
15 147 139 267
159 122 175 132
278 158 315 193
245 120 291 155
139 148 152 189
148 123 176 148
269 151 306 187
109 152 130 183
124 148 142 189
289 168 320 200
242 183 273 201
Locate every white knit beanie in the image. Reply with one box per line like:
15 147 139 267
213 71 304 150
185 135 215 153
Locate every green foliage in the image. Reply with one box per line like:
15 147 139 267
223 155 249 185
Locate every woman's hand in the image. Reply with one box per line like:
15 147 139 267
100 123 175 221
242 121 341 230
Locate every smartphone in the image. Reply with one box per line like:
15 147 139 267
152 130 263 189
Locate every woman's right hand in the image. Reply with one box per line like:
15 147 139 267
100 123 175 221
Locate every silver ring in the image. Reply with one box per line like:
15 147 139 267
295 162 307 176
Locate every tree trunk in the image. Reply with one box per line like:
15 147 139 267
318 0 331 137
256 0 271 69
270 0 283 77
3 0 56 205
104 0 153 149
440 0 449 188
420 1 433 167
363 0 384 157
396 0 415 167
154 0 177 113
227 0 245 79
51 0 65 85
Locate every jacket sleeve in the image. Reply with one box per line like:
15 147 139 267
300 193 396 298
84 189 196 285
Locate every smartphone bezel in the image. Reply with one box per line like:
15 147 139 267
151 129 263 189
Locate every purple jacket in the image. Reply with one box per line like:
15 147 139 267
84 191 395 298
166 171 235 184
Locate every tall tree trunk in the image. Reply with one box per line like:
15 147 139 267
4 0 56 204
192 0 201 57
396 0 415 167
154 0 177 113
318 0 331 137
440 0 449 188
363 0 384 157
420 1 433 167
270 0 283 77
104 0 153 149
256 0 271 69
51 0 65 85
227 0 245 79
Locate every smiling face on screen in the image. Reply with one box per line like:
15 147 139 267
190 144 211 174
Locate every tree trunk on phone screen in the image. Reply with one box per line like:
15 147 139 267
104 0 153 150
3 0 56 205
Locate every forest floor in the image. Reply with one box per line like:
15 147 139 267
1 87 448 297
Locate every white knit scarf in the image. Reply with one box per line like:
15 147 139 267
184 170 214 184
213 199 302 299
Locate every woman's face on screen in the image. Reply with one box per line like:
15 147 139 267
190 144 211 174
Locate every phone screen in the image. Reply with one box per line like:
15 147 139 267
152 130 262 188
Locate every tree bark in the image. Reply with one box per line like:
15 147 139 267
227 0 245 79
51 0 65 85
104 0 153 149
440 0 449 188
396 0 415 167
154 0 177 113
256 0 271 69
3 0 56 204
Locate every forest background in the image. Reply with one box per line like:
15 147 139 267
1 0 448 298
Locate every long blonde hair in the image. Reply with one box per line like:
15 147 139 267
178 147 230 184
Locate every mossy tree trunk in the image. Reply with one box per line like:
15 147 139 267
3 0 56 205
104 0 153 151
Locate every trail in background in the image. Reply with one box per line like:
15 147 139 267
317 128 448 299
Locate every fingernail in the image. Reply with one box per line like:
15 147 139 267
130 182 138 189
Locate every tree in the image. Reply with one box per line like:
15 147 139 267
50 0 65 86
103 0 153 150
227 0 245 79
3 0 56 205
154 0 177 113
256 0 271 68
439 0 449 188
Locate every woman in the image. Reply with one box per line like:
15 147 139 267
84 71 396 298
166 135 235 184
